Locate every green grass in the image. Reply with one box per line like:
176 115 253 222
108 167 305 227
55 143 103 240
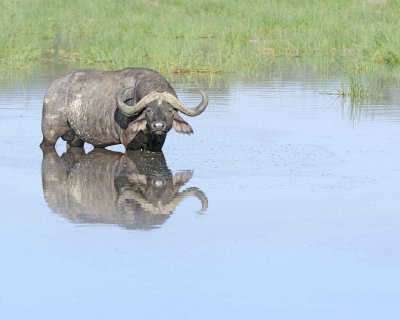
1 0 400 78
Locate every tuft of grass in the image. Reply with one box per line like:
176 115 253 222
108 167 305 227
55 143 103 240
338 76 367 100
383 51 400 67
322 74 385 109
339 76 367 109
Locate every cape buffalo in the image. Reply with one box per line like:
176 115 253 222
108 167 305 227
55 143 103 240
41 148 208 230
40 68 209 151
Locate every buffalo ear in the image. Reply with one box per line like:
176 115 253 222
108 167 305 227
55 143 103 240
128 118 147 133
173 118 193 135
122 118 147 146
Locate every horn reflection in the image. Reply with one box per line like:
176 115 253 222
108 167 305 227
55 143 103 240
41 148 208 230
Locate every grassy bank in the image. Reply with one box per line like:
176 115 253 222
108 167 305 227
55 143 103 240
1 0 400 76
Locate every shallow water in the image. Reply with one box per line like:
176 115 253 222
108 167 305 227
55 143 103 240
1 66 400 319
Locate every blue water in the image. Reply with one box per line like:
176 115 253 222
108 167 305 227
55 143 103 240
1 66 400 319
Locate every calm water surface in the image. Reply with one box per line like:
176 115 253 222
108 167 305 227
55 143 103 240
1 65 400 319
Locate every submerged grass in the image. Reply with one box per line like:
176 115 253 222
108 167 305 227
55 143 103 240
1 0 400 80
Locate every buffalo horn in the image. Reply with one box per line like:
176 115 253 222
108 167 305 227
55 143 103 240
116 88 208 117
116 87 156 116
158 90 209 117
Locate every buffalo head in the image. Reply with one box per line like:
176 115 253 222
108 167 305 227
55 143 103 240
115 88 208 149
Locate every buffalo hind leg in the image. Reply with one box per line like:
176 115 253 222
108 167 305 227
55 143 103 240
40 126 68 150
40 112 69 150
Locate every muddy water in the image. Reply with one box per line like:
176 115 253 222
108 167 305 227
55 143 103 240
1 66 400 319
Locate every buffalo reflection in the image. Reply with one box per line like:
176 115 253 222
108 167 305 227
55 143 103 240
41 148 208 229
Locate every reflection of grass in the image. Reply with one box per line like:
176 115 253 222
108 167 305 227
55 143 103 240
1 0 400 78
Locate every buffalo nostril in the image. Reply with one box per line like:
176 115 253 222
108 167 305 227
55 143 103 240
153 122 165 129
